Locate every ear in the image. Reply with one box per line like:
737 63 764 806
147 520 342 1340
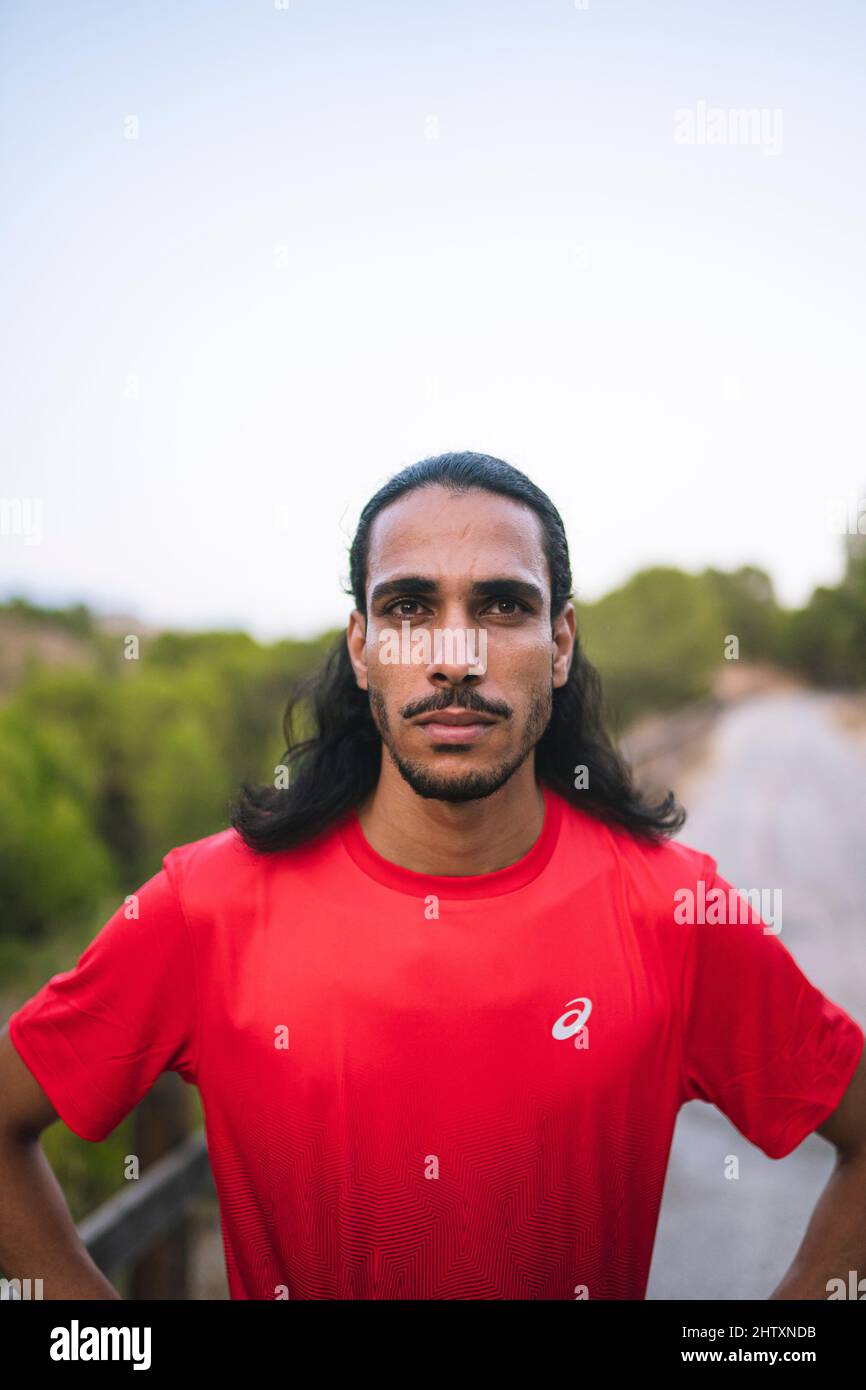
347 609 369 692
552 601 576 689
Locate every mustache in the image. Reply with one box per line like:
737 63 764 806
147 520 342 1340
402 689 512 721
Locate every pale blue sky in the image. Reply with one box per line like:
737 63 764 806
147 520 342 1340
2 0 865 639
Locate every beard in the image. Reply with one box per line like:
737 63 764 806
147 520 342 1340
367 683 553 803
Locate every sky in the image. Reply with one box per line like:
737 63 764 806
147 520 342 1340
2 0 865 640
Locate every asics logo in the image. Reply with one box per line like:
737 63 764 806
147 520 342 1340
552 997 593 1039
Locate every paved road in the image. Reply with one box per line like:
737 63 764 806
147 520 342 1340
646 688 866 1300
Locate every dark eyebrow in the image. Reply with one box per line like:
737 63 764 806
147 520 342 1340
471 578 544 606
369 576 544 608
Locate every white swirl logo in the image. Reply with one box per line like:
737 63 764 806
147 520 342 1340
551 997 593 1039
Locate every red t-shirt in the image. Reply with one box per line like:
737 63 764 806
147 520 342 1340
7 784 863 1299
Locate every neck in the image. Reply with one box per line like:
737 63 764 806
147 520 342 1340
355 757 547 876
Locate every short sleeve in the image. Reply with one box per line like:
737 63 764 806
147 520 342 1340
6 851 200 1143
680 857 864 1159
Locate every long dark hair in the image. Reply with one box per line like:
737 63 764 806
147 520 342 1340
230 451 686 851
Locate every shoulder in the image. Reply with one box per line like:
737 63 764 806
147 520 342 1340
157 827 263 925
160 819 345 917
160 825 252 889
553 791 716 924
163 825 253 878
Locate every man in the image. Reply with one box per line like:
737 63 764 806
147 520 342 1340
1 450 864 1300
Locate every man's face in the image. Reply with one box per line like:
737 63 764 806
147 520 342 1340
347 484 575 802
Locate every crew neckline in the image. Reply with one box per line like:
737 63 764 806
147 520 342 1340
338 783 563 899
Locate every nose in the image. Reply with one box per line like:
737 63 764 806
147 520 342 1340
428 666 481 691
422 626 487 685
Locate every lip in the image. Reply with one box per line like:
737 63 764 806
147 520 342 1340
412 711 498 744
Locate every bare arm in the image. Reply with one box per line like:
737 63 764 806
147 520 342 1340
0 1026 121 1299
769 1048 866 1299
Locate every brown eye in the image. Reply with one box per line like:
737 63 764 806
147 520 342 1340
487 598 527 616
387 600 424 617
